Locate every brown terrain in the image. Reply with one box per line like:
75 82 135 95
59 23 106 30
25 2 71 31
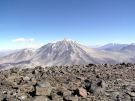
0 63 135 101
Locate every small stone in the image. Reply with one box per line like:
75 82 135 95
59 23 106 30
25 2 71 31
110 91 121 101
64 95 78 101
51 93 63 101
19 84 34 93
31 77 37 85
78 88 87 97
23 76 30 81
63 90 72 97
2 91 7 94
37 81 50 87
18 95 27 100
33 96 48 101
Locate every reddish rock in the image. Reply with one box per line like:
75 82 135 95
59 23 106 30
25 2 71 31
78 87 87 97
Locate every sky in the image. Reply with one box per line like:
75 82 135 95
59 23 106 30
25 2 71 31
0 0 135 50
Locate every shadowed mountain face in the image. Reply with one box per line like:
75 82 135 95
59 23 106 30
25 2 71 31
0 40 135 67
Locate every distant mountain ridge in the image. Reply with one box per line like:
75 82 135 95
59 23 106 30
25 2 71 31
0 48 35 64
99 43 128 51
0 49 22 57
121 44 135 51
0 40 135 68
99 43 135 52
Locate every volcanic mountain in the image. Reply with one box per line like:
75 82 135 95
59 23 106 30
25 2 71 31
31 39 114 66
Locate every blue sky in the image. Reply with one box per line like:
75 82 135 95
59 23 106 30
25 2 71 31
0 0 135 49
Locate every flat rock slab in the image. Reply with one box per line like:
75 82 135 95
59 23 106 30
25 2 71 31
36 82 52 96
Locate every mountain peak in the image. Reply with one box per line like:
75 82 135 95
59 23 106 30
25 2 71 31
50 39 78 46
59 38 76 43
63 38 73 42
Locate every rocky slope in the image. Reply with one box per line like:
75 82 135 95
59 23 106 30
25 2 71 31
0 63 135 101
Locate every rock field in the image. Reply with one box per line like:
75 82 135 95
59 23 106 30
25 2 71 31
0 63 135 101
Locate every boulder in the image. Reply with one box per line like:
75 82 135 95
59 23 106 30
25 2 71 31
90 80 106 95
36 81 52 96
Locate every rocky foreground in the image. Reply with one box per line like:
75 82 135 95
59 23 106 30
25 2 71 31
0 63 135 101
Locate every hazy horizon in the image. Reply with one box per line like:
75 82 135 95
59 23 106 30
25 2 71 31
0 0 135 50
0 38 135 51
